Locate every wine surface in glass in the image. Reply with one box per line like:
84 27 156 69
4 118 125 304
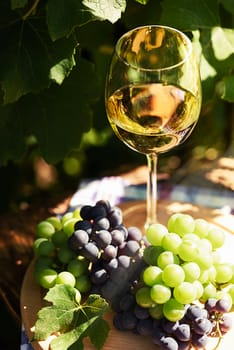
106 83 200 154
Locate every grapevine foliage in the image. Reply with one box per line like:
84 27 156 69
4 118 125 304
34 285 110 350
0 0 233 165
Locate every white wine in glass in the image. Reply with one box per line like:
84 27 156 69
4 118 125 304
105 25 202 227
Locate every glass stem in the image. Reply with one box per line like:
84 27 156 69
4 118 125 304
146 152 158 228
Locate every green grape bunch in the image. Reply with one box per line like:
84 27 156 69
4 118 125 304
32 203 234 350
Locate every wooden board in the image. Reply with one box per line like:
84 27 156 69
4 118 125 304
20 200 234 350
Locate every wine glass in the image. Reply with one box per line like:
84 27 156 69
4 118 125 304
105 25 201 228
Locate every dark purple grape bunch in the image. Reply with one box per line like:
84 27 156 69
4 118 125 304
154 300 233 350
205 297 233 336
68 200 146 304
68 200 123 261
113 299 214 350
113 298 233 350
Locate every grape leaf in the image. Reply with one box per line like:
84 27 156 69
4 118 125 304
82 0 126 23
211 27 234 62
220 0 234 14
0 103 26 165
0 57 99 165
0 15 78 104
35 283 82 339
46 0 92 41
200 27 234 76
134 0 149 4
49 318 100 350
34 285 110 350
46 0 126 41
87 317 110 350
11 0 28 9
160 0 220 30
217 75 234 102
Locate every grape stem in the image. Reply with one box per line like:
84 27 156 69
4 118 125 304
212 319 223 350
22 0 40 20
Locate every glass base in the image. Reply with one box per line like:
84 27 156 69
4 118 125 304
119 199 201 233
119 200 168 232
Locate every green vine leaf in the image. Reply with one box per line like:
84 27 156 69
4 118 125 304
199 27 234 79
82 0 126 23
0 57 99 165
34 285 110 350
134 0 149 4
217 75 234 102
46 0 91 41
88 317 110 350
0 15 78 104
11 0 28 10
160 0 220 30
46 0 126 42
211 27 234 65
220 0 234 14
0 103 26 165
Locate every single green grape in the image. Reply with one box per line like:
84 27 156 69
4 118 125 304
75 275 92 293
67 258 89 278
56 271 76 287
163 298 185 322
195 248 213 270
57 244 76 264
178 240 198 262
36 221 55 239
52 230 68 247
35 268 58 289
161 233 182 254
199 238 213 253
34 237 47 255
201 282 217 301
182 233 200 243
143 266 162 286
162 264 185 287
46 216 63 231
33 237 55 256
135 286 154 308
61 212 73 225
182 262 200 282
167 213 195 236
215 263 233 284
146 223 168 246
167 213 181 233
207 226 225 250
150 283 171 304
157 251 179 269
72 208 81 219
74 288 82 303
193 218 209 238
173 282 197 304
63 218 78 237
